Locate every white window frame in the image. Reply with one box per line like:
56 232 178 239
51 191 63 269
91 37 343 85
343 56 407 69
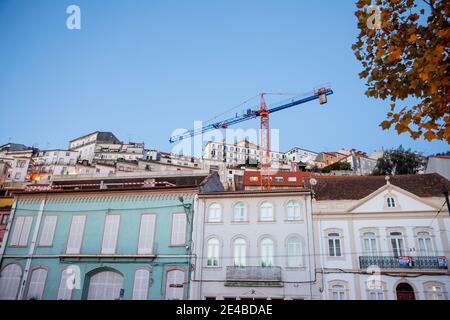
0 264 22 300
260 238 274 267
66 215 86 254
287 236 303 268
137 214 156 255
389 232 405 258
101 215 121 254
206 238 220 267
328 232 342 257
56 267 74 300
417 231 434 256
170 213 187 246
233 202 247 222
233 238 247 267
38 215 58 247
363 232 377 256
208 203 221 222
259 202 274 222
286 200 301 221
165 269 185 300
26 267 48 300
132 269 150 300
9 216 33 247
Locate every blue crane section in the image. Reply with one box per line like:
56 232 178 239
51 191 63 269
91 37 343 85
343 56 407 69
169 87 333 143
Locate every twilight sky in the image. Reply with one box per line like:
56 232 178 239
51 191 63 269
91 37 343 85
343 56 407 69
0 0 448 155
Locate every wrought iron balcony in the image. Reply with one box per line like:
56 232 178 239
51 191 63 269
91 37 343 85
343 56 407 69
359 256 448 270
225 266 282 287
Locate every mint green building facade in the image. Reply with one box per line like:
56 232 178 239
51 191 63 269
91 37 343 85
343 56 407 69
0 186 200 300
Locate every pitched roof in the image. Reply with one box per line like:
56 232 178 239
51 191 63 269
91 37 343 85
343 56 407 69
307 173 449 200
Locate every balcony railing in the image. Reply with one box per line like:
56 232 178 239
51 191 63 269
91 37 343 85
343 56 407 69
359 256 448 270
225 266 282 283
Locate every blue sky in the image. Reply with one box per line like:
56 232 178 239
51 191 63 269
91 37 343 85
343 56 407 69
0 0 448 155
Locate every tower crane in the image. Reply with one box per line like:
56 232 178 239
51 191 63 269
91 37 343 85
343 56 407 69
169 86 334 190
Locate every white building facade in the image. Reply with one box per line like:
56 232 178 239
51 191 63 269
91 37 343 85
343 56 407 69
190 189 317 300
312 174 450 300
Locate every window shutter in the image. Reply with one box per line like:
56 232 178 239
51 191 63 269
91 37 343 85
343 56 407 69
38 216 58 246
132 269 150 300
66 215 86 254
138 215 156 255
9 216 24 246
18 216 33 246
101 215 120 254
171 213 186 246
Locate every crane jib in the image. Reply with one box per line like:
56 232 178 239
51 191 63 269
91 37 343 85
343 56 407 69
169 88 333 143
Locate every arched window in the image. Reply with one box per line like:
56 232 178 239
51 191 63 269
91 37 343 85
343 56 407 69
287 237 302 267
286 201 301 221
165 269 185 300
132 269 150 300
260 238 274 267
260 202 274 221
387 197 396 208
233 238 247 267
417 232 433 256
0 264 22 300
208 203 221 222
328 232 341 257
87 270 124 300
207 238 220 267
233 202 247 222
425 283 446 300
363 232 377 256
26 268 48 300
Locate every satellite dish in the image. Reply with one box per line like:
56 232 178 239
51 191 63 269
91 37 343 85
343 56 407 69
309 178 318 186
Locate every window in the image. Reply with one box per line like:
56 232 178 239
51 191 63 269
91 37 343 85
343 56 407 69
26 268 48 300
363 232 377 256
171 213 187 246
1 215 9 225
274 177 283 182
66 215 86 254
233 202 247 222
286 201 301 221
331 285 346 300
165 269 185 300
425 284 445 300
260 238 274 267
259 202 274 221
87 270 124 300
208 203 221 222
368 290 385 300
132 269 150 300
9 216 33 247
249 176 259 182
390 232 405 258
233 238 247 267
0 264 22 300
57 267 75 300
417 232 433 256
328 233 341 257
101 215 120 254
288 176 297 182
386 197 396 208
207 238 220 267
38 216 58 246
137 214 156 254
287 237 302 267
